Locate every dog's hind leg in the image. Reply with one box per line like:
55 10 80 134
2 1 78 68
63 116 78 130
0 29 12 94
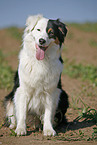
4 92 16 129
4 71 19 129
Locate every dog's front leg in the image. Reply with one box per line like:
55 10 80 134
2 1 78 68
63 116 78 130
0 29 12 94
14 87 29 136
43 89 61 136
43 106 56 136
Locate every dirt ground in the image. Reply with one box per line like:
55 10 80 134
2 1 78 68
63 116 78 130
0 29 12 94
0 25 97 145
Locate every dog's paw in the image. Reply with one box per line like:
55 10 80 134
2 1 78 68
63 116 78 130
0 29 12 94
9 124 16 129
15 127 26 136
44 128 56 136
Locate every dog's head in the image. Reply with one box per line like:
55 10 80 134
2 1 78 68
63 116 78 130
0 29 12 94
25 15 67 60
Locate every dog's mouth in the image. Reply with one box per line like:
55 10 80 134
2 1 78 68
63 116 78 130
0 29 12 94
36 44 48 60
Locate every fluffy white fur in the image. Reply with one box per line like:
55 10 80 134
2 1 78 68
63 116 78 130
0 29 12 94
6 15 63 136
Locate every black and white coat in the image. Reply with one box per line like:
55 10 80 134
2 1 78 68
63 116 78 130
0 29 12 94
5 15 69 136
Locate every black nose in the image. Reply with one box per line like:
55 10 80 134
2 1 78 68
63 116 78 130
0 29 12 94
39 38 46 45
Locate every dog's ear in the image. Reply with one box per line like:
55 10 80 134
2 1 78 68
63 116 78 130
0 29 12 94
55 19 67 46
57 19 67 40
25 14 43 33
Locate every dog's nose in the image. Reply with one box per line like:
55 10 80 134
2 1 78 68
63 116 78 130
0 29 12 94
39 38 46 45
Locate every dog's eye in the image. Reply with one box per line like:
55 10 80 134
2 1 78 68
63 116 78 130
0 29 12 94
37 29 41 31
49 31 54 38
50 31 54 35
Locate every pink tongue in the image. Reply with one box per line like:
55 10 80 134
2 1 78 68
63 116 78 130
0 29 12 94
36 44 45 60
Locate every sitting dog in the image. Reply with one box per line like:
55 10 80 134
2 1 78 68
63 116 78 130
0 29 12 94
4 15 69 136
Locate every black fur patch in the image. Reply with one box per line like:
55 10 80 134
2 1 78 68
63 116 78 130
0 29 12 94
46 19 67 47
55 74 69 125
4 71 19 104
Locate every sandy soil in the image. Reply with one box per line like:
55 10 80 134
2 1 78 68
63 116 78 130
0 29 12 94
0 25 97 145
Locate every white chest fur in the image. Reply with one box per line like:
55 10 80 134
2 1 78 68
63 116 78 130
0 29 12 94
19 49 63 93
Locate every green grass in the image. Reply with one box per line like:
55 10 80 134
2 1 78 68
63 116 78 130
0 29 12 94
6 26 23 41
64 62 97 86
10 129 17 137
74 107 97 123
0 50 14 89
69 95 97 141
70 94 97 123
92 127 97 139
69 23 97 33
63 59 97 141
0 65 14 89
67 31 74 40
89 39 97 48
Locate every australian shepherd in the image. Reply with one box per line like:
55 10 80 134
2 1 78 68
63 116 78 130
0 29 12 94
4 15 69 136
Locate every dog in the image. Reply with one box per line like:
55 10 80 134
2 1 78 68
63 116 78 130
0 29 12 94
4 15 69 136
